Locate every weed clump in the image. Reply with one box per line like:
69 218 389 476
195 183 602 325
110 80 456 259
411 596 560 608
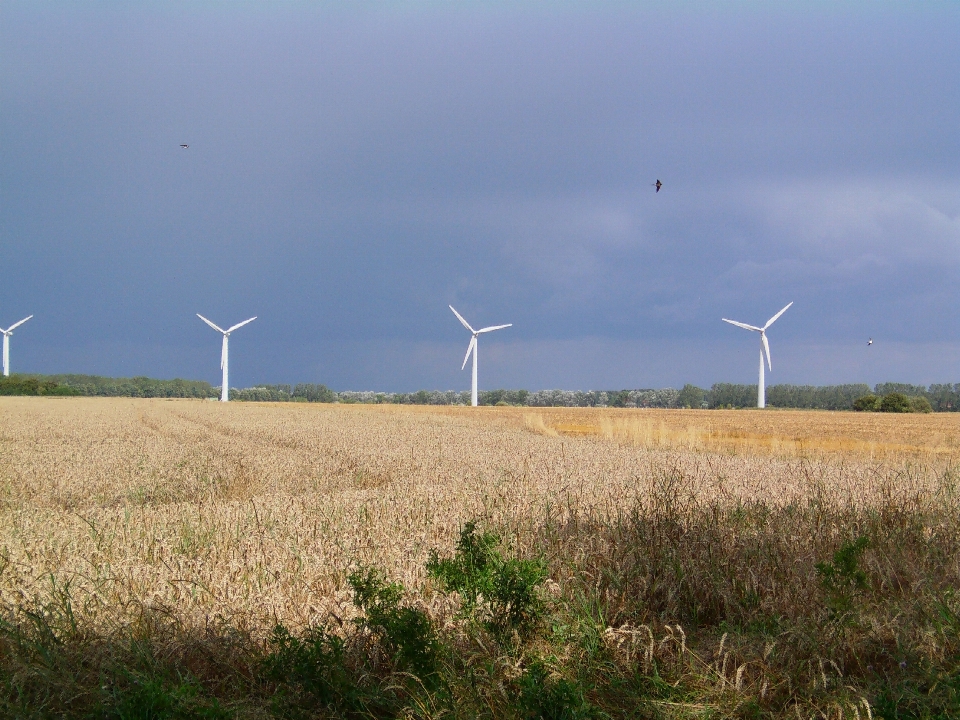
263 566 442 716
815 535 871 618
426 521 548 642
348 566 441 682
517 658 595 720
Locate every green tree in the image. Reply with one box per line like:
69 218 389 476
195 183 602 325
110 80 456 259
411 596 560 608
927 384 960 412
678 384 706 409
853 394 880 412
909 395 933 413
708 383 756 408
879 392 911 413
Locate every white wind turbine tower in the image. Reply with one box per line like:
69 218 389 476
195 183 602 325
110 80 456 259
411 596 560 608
449 305 511 407
722 302 793 409
197 314 256 402
1 315 33 377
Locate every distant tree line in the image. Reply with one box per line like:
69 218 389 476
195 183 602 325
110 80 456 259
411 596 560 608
0 375 80 396
229 384 338 403
232 383 960 411
1 374 216 398
329 388 684 408
702 383 874 410
3 374 958 411
697 383 957 412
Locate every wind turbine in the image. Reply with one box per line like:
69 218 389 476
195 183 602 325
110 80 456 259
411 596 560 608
449 305 511 407
1 316 33 377
722 302 793 408
197 314 256 402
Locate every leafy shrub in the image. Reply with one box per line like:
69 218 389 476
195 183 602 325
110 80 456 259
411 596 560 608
853 394 881 412
517 659 594 720
263 568 441 715
96 668 231 719
815 536 870 616
348 567 441 682
263 624 363 713
427 522 548 641
880 393 912 413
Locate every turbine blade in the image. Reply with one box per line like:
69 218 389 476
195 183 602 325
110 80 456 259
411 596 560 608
763 302 793 330
226 317 257 333
461 336 476 370
722 318 761 332
477 323 512 333
6 315 33 332
197 314 225 333
449 305 475 333
221 336 227 370
762 333 772 371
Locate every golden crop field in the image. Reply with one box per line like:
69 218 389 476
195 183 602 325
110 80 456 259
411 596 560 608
2 396 958 636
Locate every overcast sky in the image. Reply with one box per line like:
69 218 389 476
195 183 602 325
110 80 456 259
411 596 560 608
2 2 958 392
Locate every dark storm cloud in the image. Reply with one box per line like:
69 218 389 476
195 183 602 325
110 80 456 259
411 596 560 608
1 3 958 390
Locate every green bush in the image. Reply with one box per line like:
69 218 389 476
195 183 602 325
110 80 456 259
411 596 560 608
517 658 595 720
815 536 870 617
262 567 442 716
427 521 548 642
880 392 912 413
263 624 369 714
348 567 441 682
910 395 933 413
853 394 881 412
96 668 231 720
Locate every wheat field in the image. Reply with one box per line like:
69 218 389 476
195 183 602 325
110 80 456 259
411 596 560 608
2 396 958 636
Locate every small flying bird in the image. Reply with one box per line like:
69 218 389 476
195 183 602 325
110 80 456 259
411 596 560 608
653 179 662 193
180 144 189 149
867 338 873 346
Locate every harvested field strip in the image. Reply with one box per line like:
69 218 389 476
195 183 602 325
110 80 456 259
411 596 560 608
524 407 960 459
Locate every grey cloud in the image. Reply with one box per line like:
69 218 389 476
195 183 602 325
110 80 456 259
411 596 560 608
1 3 958 389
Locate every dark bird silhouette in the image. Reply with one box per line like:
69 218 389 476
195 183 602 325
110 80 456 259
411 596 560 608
867 338 873 346
180 144 189 149
653 179 662 193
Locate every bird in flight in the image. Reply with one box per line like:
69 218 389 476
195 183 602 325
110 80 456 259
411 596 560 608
867 338 873 346
653 179 662 193
180 144 189 149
